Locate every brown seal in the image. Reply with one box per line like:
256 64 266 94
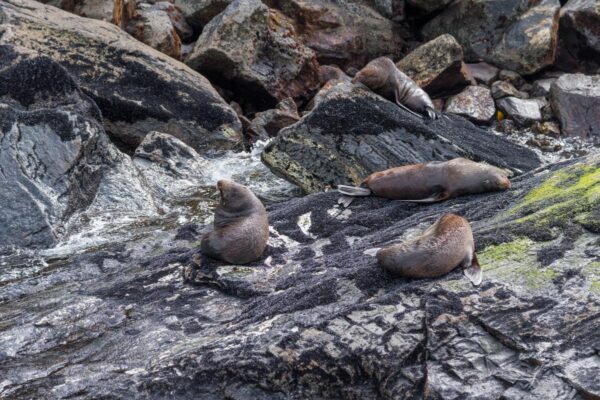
376 213 482 285
352 57 437 119
337 158 511 202
201 179 269 264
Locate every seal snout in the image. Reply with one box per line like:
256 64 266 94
499 176 511 190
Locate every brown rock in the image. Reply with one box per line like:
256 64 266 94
491 81 529 100
444 85 495 123
173 0 232 31
498 70 526 88
467 62 499 85
396 34 474 96
249 98 301 138
556 0 600 73
127 3 183 59
533 121 561 138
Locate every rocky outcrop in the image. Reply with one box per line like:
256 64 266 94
262 81 540 193
497 97 543 126
0 0 243 152
444 85 495 123
265 0 403 69
396 34 473 97
186 0 320 109
550 73 600 140
422 0 560 75
0 46 157 248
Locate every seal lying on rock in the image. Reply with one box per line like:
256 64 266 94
376 213 482 285
338 158 511 202
352 57 438 119
201 179 269 264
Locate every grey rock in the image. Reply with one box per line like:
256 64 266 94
186 0 320 109
498 69 526 88
550 73 600 140
556 0 600 72
396 34 474 96
262 81 539 193
497 97 543 126
491 80 529 99
174 0 231 30
467 62 500 85
423 0 560 75
249 98 300 138
445 85 496 122
0 0 243 152
531 78 557 97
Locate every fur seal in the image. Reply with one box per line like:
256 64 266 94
352 57 438 119
376 213 482 285
337 158 511 202
201 179 269 264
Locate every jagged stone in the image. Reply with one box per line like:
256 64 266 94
127 3 183 59
445 85 496 123
497 97 543 126
491 80 529 100
556 0 600 72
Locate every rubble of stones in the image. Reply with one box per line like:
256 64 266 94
39 0 600 155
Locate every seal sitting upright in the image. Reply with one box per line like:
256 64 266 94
201 179 269 264
376 213 482 285
352 56 437 119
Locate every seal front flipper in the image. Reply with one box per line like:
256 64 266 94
425 106 439 120
463 253 482 286
337 185 371 196
397 191 450 203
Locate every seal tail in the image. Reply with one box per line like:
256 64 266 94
464 253 483 286
337 185 372 197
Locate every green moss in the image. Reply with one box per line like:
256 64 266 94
583 262 600 296
478 238 536 269
508 161 600 231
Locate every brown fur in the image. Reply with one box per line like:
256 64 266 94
376 214 478 279
363 158 511 201
201 180 269 264
352 57 435 115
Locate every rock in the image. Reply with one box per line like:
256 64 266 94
0 46 157 248
173 0 231 31
556 0 600 72
262 81 540 193
153 1 195 41
491 80 529 100
406 0 453 14
423 0 560 75
265 0 403 69
498 69 526 88
496 97 543 126
39 0 114 21
467 62 499 85
550 73 600 140
396 34 474 97
0 0 243 152
3 150 599 398
533 121 561 138
318 65 349 86
531 78 557 97
127 3 183 59
496 118 517 134
353 0 405 21
249 98 300 138
444 85 496 123
186 0 320 109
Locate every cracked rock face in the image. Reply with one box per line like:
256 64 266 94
0 0 243 152
261 81 539 193
1 150 599 399
0 46 157 248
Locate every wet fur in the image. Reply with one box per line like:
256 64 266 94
201 180 269 264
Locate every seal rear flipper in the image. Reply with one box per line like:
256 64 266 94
464 253 482 286
337 185 371 196
338 195 355 208
398 191 450 203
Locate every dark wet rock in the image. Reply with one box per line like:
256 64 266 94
423 0 560 75
2 152 599 398
497 97 543 126
0 0 243 152
467 62 499 86
0 47 157 248
353 0 405 21
556 0 600 73
550 73 600 141
174 0 232 31
186 0 320 109
127 3 183 59
396 34 474 97
265 0 403 69
491 80 529 100
262 81 540 193
531 78 557 97
445 85 495 123
406 0 453 14
249 98 300 138
498 69 526 88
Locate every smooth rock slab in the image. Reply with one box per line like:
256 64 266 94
550 73 600 140
445 85 496 123
262 81 539 193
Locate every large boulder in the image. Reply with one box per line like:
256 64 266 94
396 34 474 97
422 0 560 76
0 46 157 248
186 0 320 109
0 0 243 152
264 0 403 69
556 0 600 72
550 73 600 140
261 81 540 193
